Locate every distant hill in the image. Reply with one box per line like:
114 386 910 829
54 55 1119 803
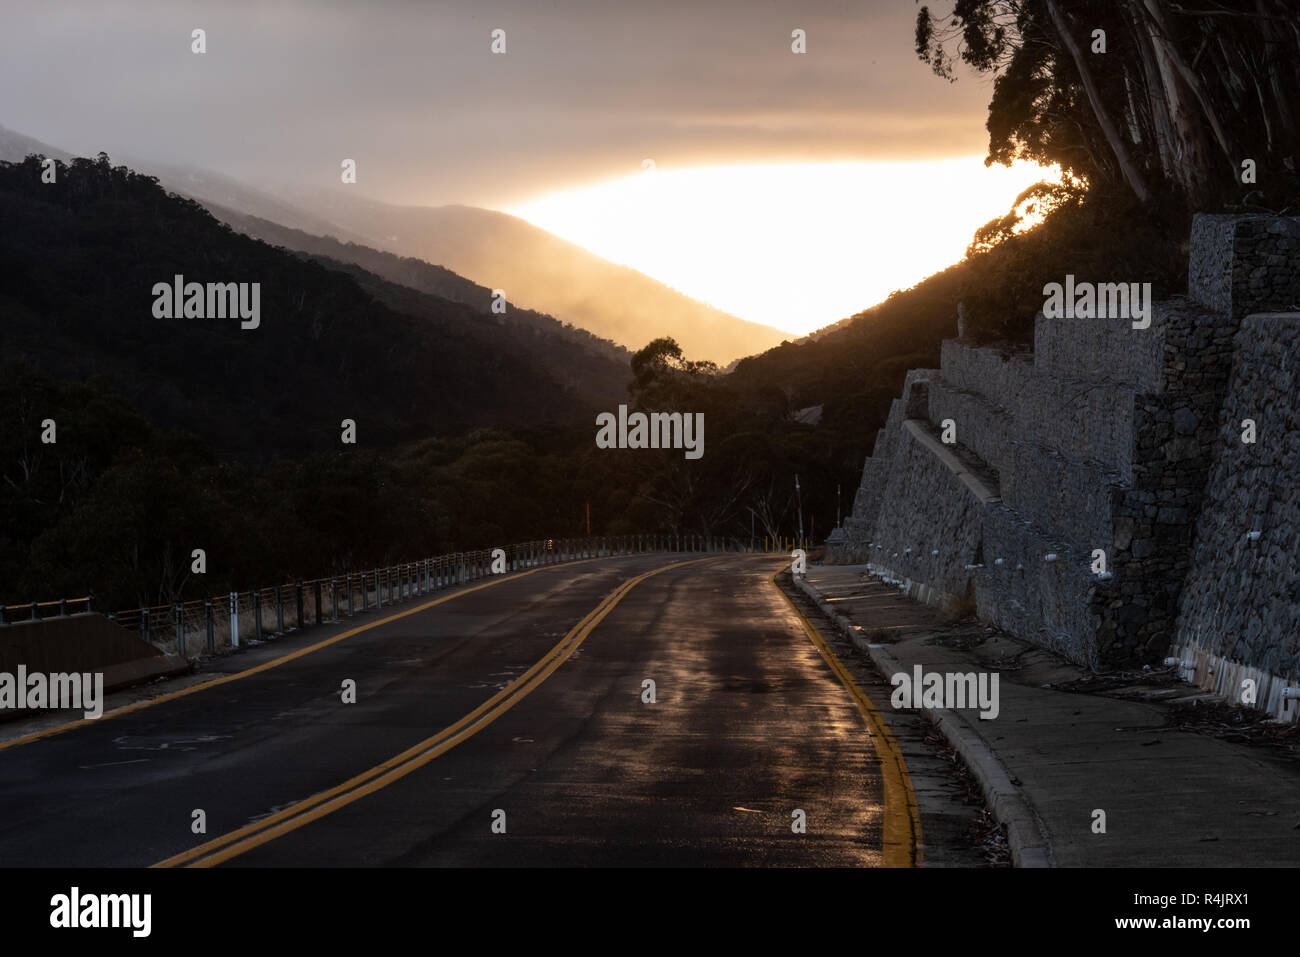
0 125 72 164
0 153 630 460
206 204 631 368
121 157 375 245
0 123 780 364
272 189 789 364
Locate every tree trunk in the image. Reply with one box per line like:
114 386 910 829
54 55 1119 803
1128 3 1178 183
1043 0 1152 204
1256 0 1297 149
1129 0 1219 205
1141 0 1236 184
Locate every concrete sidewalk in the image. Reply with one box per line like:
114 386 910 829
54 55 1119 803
798 563 1300 867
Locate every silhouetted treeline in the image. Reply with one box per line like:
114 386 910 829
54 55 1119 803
1 351 837 609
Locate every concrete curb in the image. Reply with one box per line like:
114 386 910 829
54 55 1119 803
792 573 1055 868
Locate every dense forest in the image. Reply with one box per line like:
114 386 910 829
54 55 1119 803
0 154 628 460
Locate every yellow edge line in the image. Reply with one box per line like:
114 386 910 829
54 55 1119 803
155 556 709 868
771 568 922 868
0 559 608 754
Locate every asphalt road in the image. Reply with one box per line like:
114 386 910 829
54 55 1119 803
0 554 911 867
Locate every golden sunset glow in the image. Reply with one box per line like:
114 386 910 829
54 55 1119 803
507 157 1056 336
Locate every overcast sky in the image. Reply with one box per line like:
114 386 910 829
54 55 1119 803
0 0 994 208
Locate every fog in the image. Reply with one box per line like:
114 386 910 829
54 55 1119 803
0 0 991 208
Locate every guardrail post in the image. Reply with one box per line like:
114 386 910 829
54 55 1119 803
347 574 354 616
142 606 151 644
295 581 305 629
205 598 214 653
175 603 184 656
254 589 263 641
314 580 323 625
229 592 239 648
59 598 67 617
276 584 284 634
29 601 38 622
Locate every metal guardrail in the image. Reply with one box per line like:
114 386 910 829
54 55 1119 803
0 596 93 624
2 534 811 658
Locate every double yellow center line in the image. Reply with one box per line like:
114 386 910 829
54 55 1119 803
154 557 708 867
771 569 923 868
